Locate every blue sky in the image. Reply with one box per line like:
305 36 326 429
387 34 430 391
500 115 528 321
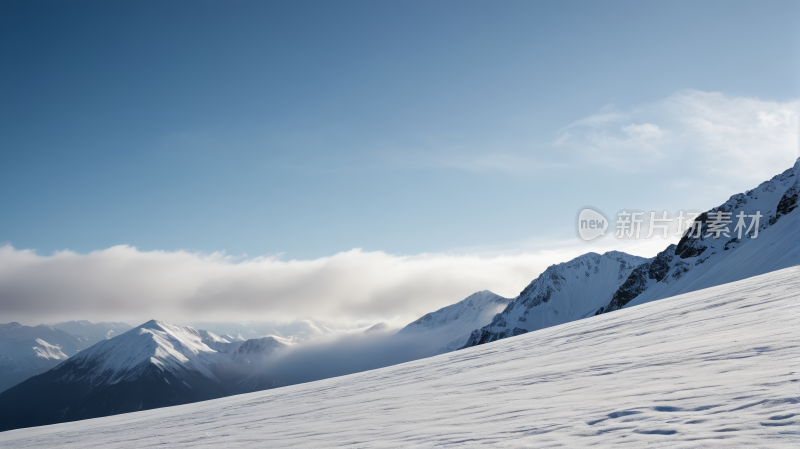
2 0 799 263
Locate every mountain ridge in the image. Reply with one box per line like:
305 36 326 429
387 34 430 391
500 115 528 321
463 157 800 350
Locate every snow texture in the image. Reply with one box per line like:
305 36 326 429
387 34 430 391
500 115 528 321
2 266 797 448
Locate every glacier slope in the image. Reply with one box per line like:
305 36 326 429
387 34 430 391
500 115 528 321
1 266 797 447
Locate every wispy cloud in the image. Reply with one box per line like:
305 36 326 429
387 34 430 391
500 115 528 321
370 90 798 183
556 90 800 182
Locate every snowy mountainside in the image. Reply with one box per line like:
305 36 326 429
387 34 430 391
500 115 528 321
3 266 796 447
28 339 68 364
229 336 290 364
0 338 69 392
0 323 86 393
395 290 512 355
463 251 648 347
0 320 299 429
216 336 292 394
58 320 231 385
599 156 800 314
0 323 84 357
464 158 800 350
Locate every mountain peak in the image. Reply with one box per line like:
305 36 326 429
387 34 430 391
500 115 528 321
463 250 649 348
396 290 513 356
60 320 227 386
137 319 166 329
0 322 23 331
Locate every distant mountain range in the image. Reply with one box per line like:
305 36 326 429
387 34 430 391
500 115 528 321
1 158 797 433
0 321 133 393
0 320 295 430
51 320 133 347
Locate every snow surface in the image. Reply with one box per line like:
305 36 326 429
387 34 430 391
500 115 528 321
30 339 67 361
2 266 797 448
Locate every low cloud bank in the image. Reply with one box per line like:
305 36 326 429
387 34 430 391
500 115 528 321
0 236 674 327
0 245 550 326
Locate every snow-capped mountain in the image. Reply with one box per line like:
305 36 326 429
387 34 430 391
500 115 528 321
3 267 796 448
464 158 800 350
596 157 800 314
57 320 232 385
395 290 513 355
0 320 296 430
52 320 133 347
463 251 648 347
229 336 290 364
0 320 233 430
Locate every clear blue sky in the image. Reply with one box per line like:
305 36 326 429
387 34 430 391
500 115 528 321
2 0 799 259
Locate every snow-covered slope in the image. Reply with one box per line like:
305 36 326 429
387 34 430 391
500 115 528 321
30 339 68 361
395 290 513 355
229 336 290 364
599 156 800 314
2 266 796 447
463 251 648 347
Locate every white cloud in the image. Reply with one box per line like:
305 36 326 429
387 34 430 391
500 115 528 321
556 90 800 182
0 238 672 327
